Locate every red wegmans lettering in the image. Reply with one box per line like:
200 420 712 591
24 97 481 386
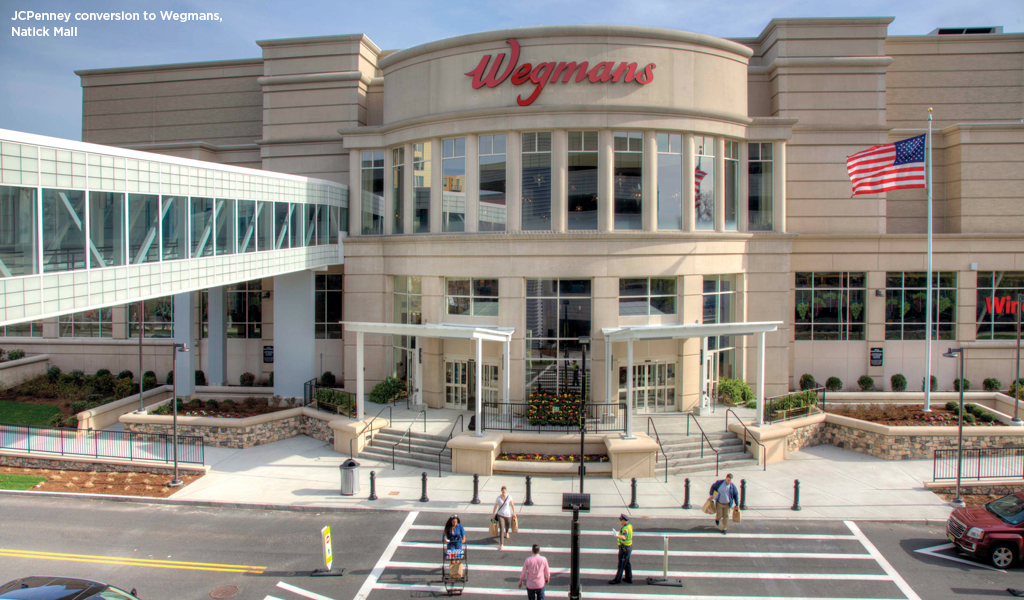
985 296 1022 314
465 39 656 106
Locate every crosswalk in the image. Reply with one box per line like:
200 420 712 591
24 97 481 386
360 512 921 600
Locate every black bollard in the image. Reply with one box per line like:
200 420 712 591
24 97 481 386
682 478 692 509
740 478 747 510
524 475 535 506
368 470 378 501
791 479 801 511
420 472 429 503
471 474 481 504
628 477 639 509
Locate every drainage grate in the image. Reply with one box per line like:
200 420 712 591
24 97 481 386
210 585 239 599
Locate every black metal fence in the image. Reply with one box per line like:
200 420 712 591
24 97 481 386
482 402 626 433
0 423 205 465
934 446 1024 481
303 378 319 406
764 387 826 424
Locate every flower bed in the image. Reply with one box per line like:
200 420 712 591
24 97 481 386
527 393 584 426
498 452 609 463
826 403 1004 427
149 397 292 419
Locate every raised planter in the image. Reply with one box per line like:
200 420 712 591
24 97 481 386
0 354 49 390
77 385 173 431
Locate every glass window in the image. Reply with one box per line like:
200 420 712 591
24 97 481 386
794 272 868 341
191 197 214 258
316 273 344 339
413 142 431 233
478 134 507 232
215 199 235 255
161 195 187 261
748 142 773 231
442 138 466 233
613 132 643 230
446 277 499 317
329 205 340 244
59 308 113 338
619 277 677 316
1 320 43 337
567 130 599 230
128 194 159 264
257 200 273 252
656 133 682 230
703 275 738 378
724 140 739 231
392 275 423 380
42 188 86 272
290 202 302 249
318 204 329 246
274 202 290 249
305 204 317 246
977 272 1024 340
0 186 37 277
361 150 384 235
522 132 552 231
885 272 957 340
695 136 715 231
237 199 256 253
525 278 592 395
129 296 174 338
392 147 404 234
201 279 262 339
88 192 124 268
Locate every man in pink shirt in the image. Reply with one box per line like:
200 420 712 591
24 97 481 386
518 544 550 600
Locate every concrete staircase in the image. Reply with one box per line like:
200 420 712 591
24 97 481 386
359 427 453 472
654 430 759 476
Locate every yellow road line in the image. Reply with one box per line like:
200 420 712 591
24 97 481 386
0 549 265 573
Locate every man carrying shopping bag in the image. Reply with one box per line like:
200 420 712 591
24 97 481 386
709 473 739 534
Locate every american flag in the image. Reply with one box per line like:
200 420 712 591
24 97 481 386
846 134 927 195
695 168 707 196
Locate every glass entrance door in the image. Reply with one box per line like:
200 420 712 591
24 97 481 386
618 360 677 413
445 358 500 409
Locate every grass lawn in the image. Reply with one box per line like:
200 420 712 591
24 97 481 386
0 473 48 490
0 400 61 426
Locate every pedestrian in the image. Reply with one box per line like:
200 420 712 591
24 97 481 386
443 514 466 580
709 473 739 534
492 485 517 549
572 360 580 386
518 544 550 600
608 513 633 585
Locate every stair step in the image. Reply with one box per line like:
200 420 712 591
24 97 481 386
661 438 743 452
358 448 452 470
372 433 450 450
379 427 453 443
666 450 752 467
669 457 759 475
664 448 749 464
362 445 452 463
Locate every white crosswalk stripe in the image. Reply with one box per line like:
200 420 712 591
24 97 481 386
275 582 335 600
397 540 874 560
374 583 907 600
408 524 858 540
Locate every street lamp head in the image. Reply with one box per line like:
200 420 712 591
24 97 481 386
943 348 961 358
174 342 190 353
579 336 591 348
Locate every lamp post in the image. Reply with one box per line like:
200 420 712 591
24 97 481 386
169 342 190 488
137 301 144 412
943 347 966 508
1014 293 1023 426
578 336 590 495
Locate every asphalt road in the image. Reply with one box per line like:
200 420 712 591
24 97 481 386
0 495 1019 600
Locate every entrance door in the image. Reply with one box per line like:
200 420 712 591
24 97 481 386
618 360 677 413
444 358 500 409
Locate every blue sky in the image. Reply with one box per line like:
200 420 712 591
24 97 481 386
1 0 1021 141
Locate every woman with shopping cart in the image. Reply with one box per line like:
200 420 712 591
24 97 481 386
442 514 468 595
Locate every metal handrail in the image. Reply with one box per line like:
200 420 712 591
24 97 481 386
725 409 767 471
437 414 464 478
646 417 669 483
391 409 427 469
763 387 825 424
685 413 720 475
348 405 392 459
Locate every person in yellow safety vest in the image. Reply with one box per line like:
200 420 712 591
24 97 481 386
608 514 633 584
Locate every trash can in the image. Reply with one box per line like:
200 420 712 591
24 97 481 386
340 458 360 496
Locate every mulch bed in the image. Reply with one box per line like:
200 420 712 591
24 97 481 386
934 491 1001 507
826 404 1004 427
0 466 202 497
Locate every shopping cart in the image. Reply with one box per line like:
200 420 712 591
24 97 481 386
441 544 468 596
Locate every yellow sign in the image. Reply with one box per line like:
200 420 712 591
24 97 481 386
322 526 332 571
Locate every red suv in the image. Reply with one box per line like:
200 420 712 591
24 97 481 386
947 491 1024 569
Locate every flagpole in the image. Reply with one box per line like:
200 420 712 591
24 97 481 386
924 107 933 412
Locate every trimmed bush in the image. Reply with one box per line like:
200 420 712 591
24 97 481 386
239 372 256 387
166 371 174 385
95 368 111 377
7 349 25 361
205 399 220 411
195 370 207 386
243 397 259 410
86 393 103 403
963 412 976 424
57 373 76 386
954 378 971 392
65 416 77 428
983 377 1002 392
102 397 115 405
48 413 65 427
70 401 87 414
1009 379 1024 398
143 370 156 380
152 404 172 416
744 399 757 409
116 370 133 381
93 373 114 394
46 366 62 382
945 400 959 413
0 348 5 361
86 401 100 410
113 377 135 400
142 374 158 391
70 369 85 381
799 374 817 391
921 375 938 392
221 399 236 410
890 374 907 392
857 375 875 392
718 378 755 405
320 371 337 388
964 403 982 416
369 376 405 404
825 377 843 392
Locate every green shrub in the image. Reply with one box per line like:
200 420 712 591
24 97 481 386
186 399 204 411
0 348 5 361
825 377 843 392
964 403 981 416
70 401 88 414
195 370 207 386
718 378 755 405
142 374 158 391
922 375 938 392
963 412 976 424
7 349 25 361
983 377 1002 392
239 372 256 387
799 374 817 391
744 399 757 409
95 368 111 377
945 400 959 413
152 404 172 416
46 366 62 382
166 371 174 385
857 375 875 391
102 397 115 405
70 369 85 381
93 373 115 394
48 413 65 427
369 376 405 404
113 377 135 400
221 399 236 410
954 378 971 392
890 374 907 392
1009 379 1024 398
243 397 259 410
320 371 337 388
205 399 220 411
977 409 995 423
57 373 76 386
315 388 355 415
64 416 77 428
117 370 133 381
86 401 100 409
767 390 819 420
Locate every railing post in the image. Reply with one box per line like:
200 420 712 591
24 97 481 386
368 470 378 501
94 429 99 458
60 428 64 457
682 478 692 509
977 449 982 481
629 478 639 509
740 479 748 510
420 472 429 502
524 475 534 506
471 474 481 504
26 425 30 453
791 479 802 511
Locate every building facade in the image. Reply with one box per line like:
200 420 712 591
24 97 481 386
2 17 1022 415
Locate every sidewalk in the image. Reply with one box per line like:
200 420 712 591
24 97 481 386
169 432 955 522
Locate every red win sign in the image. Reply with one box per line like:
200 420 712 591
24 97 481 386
985 296 1023 315
465 39 656 106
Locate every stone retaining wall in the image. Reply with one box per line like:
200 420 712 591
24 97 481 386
0 453 204 475
125 415 303 448
787 421 826 453
300 416 334 445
